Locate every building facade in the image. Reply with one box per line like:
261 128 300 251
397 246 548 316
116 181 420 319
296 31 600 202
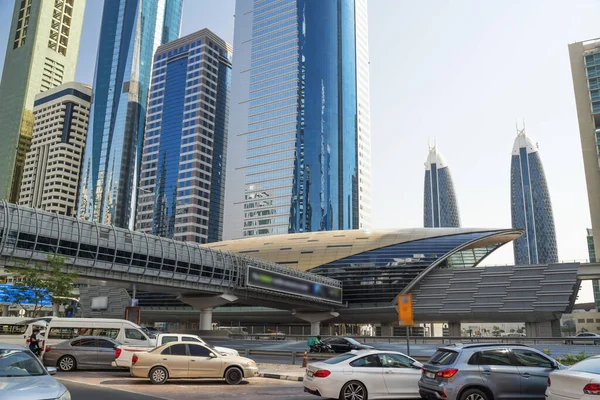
0 0 86 203
423 146 460 228
510 128 558 264
224 0 372 239
18 82 92 216
136 29 232 243
78 0 183 229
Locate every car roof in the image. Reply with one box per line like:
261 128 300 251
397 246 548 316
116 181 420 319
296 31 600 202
0 343 27 350
438 343 532 350
65 336 118 341
348 349 413 357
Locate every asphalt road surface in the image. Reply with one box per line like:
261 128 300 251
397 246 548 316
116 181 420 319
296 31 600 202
61 380 166 400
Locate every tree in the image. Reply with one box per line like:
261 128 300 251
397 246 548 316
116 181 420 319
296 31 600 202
6 255 77 317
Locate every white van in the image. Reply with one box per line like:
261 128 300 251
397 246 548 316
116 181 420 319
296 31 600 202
0 317 50 346
44 318 156 350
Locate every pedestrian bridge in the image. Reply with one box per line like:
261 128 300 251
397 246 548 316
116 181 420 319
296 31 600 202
0 202 342 312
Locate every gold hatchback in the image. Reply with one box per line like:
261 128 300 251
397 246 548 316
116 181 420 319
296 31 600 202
130 342 259 385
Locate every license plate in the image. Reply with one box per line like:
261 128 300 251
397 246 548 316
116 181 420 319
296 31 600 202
426 371 435 379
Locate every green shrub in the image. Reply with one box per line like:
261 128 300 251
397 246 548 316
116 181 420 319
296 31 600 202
556 351 589 366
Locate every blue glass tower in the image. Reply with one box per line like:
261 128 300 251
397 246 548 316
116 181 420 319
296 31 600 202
136 29 232 243
225 0 372 238
510 128 558 264
78 0 183 229
423 146 460 228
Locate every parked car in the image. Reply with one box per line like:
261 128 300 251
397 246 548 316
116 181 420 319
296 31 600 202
130 341 259 385
303 350 423 399
546 355 600 399
419 343 563 400
564 332 600 345
323 337 375 353
0 344 70 400
43 336 121 372
113 332 238 368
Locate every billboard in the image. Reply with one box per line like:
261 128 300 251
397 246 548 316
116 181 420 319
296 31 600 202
0 284 52 306
246 266 342 304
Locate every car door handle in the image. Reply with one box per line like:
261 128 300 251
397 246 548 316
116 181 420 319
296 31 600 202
162 358 168 361
522 372 530 378
482 368 491 374
384 370 392 374
190 359 196 362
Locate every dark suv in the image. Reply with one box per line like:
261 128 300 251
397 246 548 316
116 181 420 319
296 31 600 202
418 343 563 400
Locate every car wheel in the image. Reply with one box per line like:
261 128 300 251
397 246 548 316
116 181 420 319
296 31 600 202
339 381 367 400
460 388 489 400
224 367 243 385
149 366 169 385
58 355 76 372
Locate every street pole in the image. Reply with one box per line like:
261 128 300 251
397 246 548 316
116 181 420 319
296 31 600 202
406 326 411 356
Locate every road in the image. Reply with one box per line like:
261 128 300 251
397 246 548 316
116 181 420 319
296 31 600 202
59 372 313 400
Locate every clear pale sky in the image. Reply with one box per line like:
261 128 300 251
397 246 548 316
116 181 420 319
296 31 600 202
0 0 598 301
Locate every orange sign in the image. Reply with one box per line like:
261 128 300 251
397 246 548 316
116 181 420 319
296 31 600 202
397 294 414 326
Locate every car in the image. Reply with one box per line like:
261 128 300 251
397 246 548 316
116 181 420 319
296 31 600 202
323 337 375 353
303 350 423 399
0 343 70 400
564 332 600 345
43 336 121 372
130 341 259 385
546 355 600 400
419 343 563 400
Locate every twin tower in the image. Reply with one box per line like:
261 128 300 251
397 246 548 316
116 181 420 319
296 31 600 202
424 128 558 265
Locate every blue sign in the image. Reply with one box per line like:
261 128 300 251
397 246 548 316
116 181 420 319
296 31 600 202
0 284 52 306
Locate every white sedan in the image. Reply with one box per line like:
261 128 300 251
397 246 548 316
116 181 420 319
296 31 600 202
303 350 423 400
546 356 600 399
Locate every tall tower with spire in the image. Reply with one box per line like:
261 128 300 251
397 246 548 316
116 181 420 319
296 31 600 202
424 145 461 228
510 127 558 264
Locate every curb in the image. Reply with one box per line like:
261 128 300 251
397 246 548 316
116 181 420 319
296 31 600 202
259 372 304 382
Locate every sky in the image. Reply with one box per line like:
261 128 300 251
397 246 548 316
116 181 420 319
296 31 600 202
0 0 598 301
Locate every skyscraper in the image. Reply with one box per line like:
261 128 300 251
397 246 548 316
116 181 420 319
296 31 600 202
224 0 372 238
569 39 600 269
510 128 558 265
0 0 86 203
423 146 460 228
136 29 232 243
78 0 183 229
19 82 92 217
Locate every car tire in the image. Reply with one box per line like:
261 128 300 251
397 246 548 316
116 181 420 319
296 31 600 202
224 367 243 385
149 366 169 385
339 381 368 400
460 388 489 400
58 355 77 372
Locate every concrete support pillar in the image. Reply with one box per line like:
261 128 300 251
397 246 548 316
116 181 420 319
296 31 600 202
381 323 394 337
292 311 340 336
429 323 435 337
526 321 561 338
448 322 461 337
311 322 320 336
199 308 213 331
1 305 8 316
52 303 60 316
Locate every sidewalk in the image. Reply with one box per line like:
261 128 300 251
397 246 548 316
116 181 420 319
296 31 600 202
257 363 305 382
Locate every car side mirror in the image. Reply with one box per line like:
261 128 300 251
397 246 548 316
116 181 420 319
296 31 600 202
551 361 559 369
412 361 423 369
209 353 217 358
46 367 57 375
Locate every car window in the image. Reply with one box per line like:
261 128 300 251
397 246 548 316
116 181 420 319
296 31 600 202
512 349 553 368
182 337 202 343
125 329 145 341
97 339 116 349
0 349 46 377
429 350 458 366
160 346 171 355
350 354 382 368
70 339 82 347
161 336 178 344
323 353 356 365
380 353 413 368
346 338 362 346
73 338 97 348
169 344 187 356
325 338 341 344
569 358 600 374
188 344 212 357
480 349 515 366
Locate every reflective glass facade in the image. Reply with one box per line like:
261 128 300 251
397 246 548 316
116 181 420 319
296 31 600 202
78 0 182 229
228 0 371 238
423 147 460 228
510 130 558 264
136 30 232 243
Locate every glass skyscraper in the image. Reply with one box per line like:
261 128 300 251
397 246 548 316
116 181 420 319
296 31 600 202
510 128 558 265
0 0 86 203
224 0 372 238
423 146 460 228
78 0 183 229
136 29 232 243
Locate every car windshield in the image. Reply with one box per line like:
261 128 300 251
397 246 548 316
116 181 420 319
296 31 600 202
323 353 356 365
141 327 156 339
568 358 600 374
0 349 46 377
345 338 362 346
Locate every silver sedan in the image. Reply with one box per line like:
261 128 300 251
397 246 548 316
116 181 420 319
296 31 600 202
43 336 120 371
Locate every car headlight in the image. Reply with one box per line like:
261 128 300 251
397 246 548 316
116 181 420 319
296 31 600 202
247 361 257 368
57 390 71 400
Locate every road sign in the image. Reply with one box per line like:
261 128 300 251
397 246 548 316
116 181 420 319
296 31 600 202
398 294 414 326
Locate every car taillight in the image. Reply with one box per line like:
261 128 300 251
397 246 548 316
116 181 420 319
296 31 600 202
436 368 458 379
421 368 426 374
45 347 51 352
313 370 331 378
548 377 551 387
115 348 122 359
132 354 138 365
584 383 600 395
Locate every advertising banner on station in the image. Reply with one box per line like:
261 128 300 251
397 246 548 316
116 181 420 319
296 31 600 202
246 266 342 304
